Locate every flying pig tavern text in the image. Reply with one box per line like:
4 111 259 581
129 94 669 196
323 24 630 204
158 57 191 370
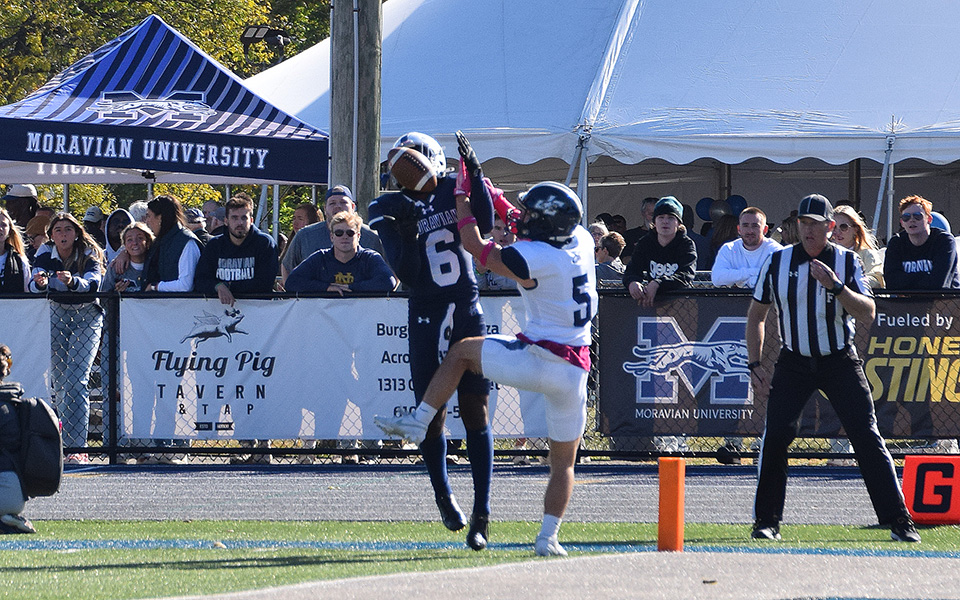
152 350 275 378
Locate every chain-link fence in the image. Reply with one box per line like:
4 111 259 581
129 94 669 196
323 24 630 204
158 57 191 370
8 288 959 465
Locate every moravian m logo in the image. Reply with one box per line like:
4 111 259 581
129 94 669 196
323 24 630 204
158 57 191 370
87 91 217 123
624 317 752 405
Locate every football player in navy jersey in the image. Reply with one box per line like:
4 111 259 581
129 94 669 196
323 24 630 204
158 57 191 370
368 132 495 550
377 181 598 556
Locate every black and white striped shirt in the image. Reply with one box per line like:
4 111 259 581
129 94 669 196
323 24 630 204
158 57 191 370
753 243 871 357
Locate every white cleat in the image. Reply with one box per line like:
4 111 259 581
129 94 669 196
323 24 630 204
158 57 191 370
374 414 427 445
534 534 567 557
0 514 36 534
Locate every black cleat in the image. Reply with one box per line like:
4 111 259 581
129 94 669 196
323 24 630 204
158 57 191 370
750 522 781 540
436 494 467 531
467 513 489 551
890 515 921 543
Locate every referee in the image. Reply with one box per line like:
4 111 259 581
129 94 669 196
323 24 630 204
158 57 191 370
746 194 920 543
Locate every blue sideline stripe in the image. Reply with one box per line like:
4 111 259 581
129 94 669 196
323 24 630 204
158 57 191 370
1 539 959 559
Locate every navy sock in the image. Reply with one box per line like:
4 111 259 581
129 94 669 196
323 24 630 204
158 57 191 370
420 434 451 498
465 426 493 516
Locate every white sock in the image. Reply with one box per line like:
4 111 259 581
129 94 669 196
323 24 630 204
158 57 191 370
539 514 561 539
414 403 438 425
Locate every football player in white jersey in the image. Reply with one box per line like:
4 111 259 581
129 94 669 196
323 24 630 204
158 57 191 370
377 182 598 557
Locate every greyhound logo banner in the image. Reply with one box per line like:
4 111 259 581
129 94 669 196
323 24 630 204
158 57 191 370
598 294 960 438
599 295 766 437
624 317 751 405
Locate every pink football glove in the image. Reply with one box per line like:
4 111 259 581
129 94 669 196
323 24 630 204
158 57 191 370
454 159 471 196
489 181 520 234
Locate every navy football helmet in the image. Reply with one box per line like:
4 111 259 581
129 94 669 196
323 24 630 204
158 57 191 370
516 182 583 242
392 132 447 175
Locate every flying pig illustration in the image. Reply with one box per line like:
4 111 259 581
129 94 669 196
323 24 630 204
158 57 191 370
180 308 247 344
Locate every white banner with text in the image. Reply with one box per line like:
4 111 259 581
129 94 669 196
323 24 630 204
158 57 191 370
0 298 51 400
119 296 547 439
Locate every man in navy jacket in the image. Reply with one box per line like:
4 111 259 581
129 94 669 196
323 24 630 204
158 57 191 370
285 211 396 294
194 195 278 306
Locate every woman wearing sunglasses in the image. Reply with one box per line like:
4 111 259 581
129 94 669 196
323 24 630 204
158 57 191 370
883 195 960 290
831 205 885 289
284 211 397 295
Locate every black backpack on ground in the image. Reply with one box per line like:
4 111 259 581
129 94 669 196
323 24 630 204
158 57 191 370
0 382 63 498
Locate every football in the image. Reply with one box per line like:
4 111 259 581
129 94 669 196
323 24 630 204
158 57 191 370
387 147 438 192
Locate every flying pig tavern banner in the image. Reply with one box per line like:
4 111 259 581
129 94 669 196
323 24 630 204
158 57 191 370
598 294 960 439
120 296 545 439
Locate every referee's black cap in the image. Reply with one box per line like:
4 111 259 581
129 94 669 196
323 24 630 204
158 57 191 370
798 194 833 222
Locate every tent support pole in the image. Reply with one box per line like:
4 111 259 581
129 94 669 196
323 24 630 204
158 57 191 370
564 144 581 187
718 162 731 202
256 185 268 230
62 184 69 212
577 139 589 223
848 159 861 211
886 162 895 243
273 185 280 242
872 136 895 241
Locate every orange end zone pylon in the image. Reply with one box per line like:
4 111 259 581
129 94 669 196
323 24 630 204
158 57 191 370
658 457 685 551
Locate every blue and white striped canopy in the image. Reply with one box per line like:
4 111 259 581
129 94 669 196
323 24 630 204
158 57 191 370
0 15 328 185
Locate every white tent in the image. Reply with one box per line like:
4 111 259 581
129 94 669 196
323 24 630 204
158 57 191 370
247 0 960 231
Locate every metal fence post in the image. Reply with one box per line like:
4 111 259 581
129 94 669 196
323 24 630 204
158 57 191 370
106 293 120 464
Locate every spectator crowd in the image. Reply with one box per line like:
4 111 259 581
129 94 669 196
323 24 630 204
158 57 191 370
4 177 960 467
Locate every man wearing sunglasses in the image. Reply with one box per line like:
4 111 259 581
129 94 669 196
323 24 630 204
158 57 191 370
883 195 960 290
284 211 397 295
280 186 385 285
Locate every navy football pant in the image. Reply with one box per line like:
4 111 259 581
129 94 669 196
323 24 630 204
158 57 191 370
407 296 491 514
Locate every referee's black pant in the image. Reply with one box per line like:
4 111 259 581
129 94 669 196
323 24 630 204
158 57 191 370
754 347 909 526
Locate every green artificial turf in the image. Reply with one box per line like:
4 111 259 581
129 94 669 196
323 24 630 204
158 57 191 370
0 520 956 600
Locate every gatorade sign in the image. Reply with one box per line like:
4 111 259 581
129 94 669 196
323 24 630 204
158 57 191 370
901 455 960 524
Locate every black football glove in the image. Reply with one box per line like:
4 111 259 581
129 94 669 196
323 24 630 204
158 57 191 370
392 197 420 238
456 130 482 177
